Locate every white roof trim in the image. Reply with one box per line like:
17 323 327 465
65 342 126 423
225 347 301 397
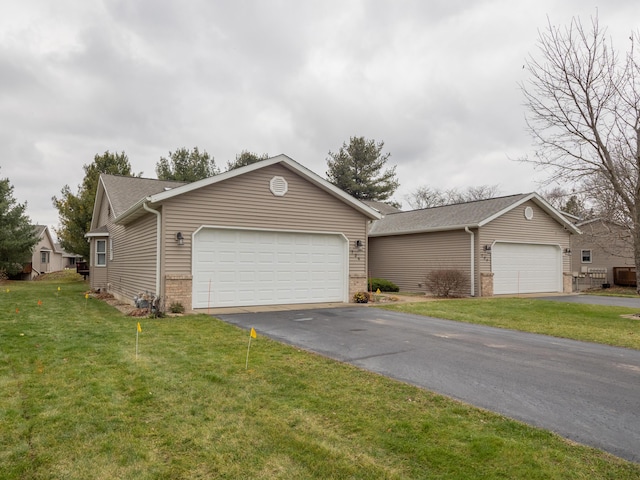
369 223 482 237
114 154 382 224
89 176 113 231
370 192 581 237
477 193 581 234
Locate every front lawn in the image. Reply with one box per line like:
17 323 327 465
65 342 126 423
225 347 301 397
2 279 639 478
382 298 640 349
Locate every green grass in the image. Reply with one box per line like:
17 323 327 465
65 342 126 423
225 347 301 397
382 298 640 349
582 286 639 298
2 279 639 479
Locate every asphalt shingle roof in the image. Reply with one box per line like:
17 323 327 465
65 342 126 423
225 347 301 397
369 193 532 236
100 175 187 217
362 200 402 215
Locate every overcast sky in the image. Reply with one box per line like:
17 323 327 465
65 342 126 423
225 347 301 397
2 1 639 233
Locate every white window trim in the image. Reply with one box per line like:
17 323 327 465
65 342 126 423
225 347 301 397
96 239 107 267
581 249 592 264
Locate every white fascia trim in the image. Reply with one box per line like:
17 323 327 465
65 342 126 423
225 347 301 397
277 158 382 220
85 231 110 238
138 154 381 221
89 177 106 231
114 197 148 224
478 193 581 234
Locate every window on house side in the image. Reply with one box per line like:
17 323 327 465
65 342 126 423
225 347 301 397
581 249 592 263
96 240 107 266
41 252 49 264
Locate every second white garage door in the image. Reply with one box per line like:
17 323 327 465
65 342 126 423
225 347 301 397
193 228 348 308
492 242 562 295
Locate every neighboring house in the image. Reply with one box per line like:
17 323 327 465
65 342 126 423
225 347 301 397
570 219 635 288
27 225 63 278
368 193 580 296
86 155 381 311
24 226 84 279
56 243 83 270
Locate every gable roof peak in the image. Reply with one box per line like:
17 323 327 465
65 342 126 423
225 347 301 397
369 192 580 236
105 154 381 225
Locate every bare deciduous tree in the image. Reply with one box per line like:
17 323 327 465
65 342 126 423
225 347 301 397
405 185 500 209
521 14 640 290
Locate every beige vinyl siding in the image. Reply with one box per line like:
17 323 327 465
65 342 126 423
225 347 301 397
107 213 158 302
89 191 112 291
96 192 111 226
478 200 572 276
90 238 108 290
369 229 471 294
160 164 369 278
32 233 59 275
571 222 634 285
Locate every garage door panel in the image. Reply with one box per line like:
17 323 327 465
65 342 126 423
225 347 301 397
193 228 347 308
493 243 561 295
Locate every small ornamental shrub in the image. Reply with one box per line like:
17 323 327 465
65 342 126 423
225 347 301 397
368 277 400 292
353 291 370 303
426 269 469 298
169 302 185 314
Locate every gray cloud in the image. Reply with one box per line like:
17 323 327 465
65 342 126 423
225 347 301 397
1 0 639 229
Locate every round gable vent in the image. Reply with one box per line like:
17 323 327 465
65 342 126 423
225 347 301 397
270 176 288 196
524 206 534 220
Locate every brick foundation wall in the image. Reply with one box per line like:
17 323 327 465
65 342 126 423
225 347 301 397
481 273 494 297
165 275 193 312
349 274 367 302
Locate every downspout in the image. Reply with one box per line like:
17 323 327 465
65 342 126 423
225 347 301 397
143 202 162 296
465 227 475 297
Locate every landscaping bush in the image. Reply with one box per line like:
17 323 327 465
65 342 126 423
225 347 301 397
368 277 399 292
169 302 185 314
353 291 370 303
425 269 469 297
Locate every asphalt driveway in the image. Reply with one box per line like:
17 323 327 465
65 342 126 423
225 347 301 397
219 306 640 463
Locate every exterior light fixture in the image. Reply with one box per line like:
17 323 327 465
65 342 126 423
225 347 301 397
564 248 571 255
176 232 184 246
483 244 492 252
355 239 364 249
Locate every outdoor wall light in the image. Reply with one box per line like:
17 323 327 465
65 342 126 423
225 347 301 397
355 239 364 249
483 244 492 252
564 248 572 255
176 232 184 246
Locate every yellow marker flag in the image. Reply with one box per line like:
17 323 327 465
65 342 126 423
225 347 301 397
85 293 89 299
250 327 257 339
376 288 381 294
137 322 142 333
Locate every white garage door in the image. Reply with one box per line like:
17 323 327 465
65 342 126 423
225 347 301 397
193 228 347 308
492 242 562 295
